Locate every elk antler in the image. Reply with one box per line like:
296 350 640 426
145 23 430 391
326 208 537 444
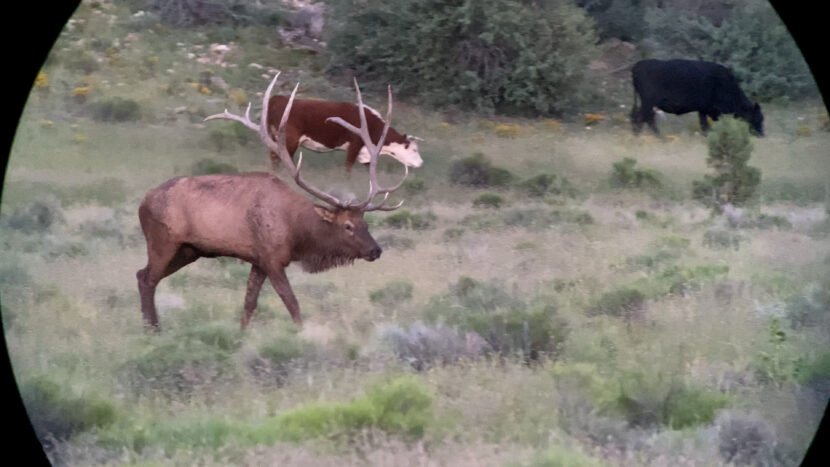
205 73 347 208
325 79 408 212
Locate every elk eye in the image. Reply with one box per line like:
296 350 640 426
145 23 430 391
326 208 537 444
344 222 353 231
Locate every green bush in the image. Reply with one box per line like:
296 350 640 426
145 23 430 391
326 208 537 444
692 117 761 208
424 278 568 361
117 340 237 398
589 288 645 319
253 375 433 443
617 369 729 429
473 192 506 208
20 376 117 444
449 153 515 187
610 158 662 190
328 0 599 115
520 173 578 197
2 197 63 233
703 228 743 250
249 332 315 385
91 96 141 122
369 280 414 307
404 178 426 194
382 209 435 230
207 123 254 152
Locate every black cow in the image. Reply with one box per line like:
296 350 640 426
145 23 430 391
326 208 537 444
631 59 764 137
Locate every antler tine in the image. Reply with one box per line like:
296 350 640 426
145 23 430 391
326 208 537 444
325 80 407 212
204 102 259 132
205 72 347 208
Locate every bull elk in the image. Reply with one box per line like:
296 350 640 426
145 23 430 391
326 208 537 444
136 73 408 332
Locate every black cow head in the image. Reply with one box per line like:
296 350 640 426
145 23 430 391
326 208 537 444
747 103 764 137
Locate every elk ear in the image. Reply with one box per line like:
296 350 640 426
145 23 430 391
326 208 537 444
313 205 336 223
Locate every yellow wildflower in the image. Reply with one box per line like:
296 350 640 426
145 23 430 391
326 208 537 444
34 71 49 88
584 113 604 126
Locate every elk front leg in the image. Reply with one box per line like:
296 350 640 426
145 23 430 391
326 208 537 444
266 266 303 327
241 265 267 329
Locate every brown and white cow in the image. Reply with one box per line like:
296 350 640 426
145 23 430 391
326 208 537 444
265 95 423 171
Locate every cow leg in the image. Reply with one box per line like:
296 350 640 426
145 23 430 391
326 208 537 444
631 106 643 134
698 112 711 135
265 266 303 327
136 244 200 332
241 265 267 329
645 107 660 136
345 142 361 173
268 127 300 171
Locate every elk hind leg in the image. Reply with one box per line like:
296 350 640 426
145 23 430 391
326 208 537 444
137 244 200 332
241 265 267 329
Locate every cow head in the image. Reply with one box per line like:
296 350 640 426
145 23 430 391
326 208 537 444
740 102 764 137
357 134 423 168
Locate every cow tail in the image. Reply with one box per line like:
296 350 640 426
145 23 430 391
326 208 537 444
631 83 640 120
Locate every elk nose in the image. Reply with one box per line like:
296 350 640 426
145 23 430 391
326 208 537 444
368 247 382 261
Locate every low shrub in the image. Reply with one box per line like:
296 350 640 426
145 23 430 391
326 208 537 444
190 158 239 175
610 158 663 189
589 288 645 319
2 196 64 233
382 209 435 230
117 340 237 398
703 228 744 250
252 375 433 443
379 322 488 370
249 332 315 385
369 280 414 307
424 278 568 361
617 369 729 429
461 212 504 231
20 376 117 445
180 323 243 352
442 228 465 241
786 278 830 330
404 178 426 194
207 122 253 152
473 192 506 208
449 153 515 187
750 213 792 230
90 96 141 122
520 173 578 198
501 208 593 230
716 410 777 465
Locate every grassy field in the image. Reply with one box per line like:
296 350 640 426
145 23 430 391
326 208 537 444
3 2 830 466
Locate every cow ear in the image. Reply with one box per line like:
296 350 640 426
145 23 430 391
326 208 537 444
754 103 761 112
313 205 336 223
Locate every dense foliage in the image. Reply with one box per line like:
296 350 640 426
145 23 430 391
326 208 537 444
327 0 600 115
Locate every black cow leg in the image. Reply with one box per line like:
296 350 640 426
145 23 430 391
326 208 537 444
699 112 710 135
